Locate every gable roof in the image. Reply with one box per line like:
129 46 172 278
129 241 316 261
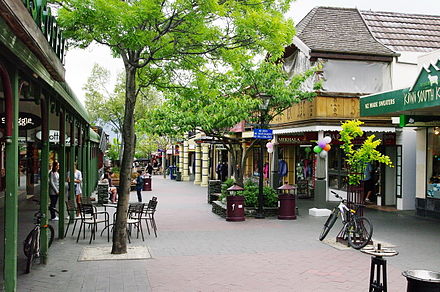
360 10 440 53
295 7 397 57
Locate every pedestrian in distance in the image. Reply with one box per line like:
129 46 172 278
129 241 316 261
67 162 82 216
136 170 144 202
146 162 153 176
49 161 60 221
363 162 375 203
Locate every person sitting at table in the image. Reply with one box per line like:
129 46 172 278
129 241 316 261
102 172 118 203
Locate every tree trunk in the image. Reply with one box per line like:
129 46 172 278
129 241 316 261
111 64 137 254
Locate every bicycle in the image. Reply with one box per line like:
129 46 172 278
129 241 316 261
23 211 55 273
319 191 373 249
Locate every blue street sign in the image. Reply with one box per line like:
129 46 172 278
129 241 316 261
253 128 273 139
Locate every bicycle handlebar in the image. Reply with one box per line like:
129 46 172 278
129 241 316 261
330 191 347 203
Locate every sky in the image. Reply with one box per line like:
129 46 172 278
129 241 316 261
64 0 440 106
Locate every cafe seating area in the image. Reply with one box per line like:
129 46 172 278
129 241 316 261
67 196 159 244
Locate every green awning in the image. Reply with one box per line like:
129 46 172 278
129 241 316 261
361 60 440 118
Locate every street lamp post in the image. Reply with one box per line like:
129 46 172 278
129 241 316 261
255 94 271 219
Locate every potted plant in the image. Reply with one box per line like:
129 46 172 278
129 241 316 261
339 120 393 202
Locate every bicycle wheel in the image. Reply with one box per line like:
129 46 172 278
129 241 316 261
347 216 373 249
23 230 34 258
25 232 38 274
319 210 338 241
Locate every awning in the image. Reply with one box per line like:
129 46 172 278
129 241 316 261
273 125 395 135
360 60 440 117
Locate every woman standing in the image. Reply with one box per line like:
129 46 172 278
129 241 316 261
68 163 82 216
49 161 60 221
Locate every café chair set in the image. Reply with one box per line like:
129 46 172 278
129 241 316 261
64 196 158 244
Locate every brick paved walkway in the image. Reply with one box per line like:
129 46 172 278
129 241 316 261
5 175 440 291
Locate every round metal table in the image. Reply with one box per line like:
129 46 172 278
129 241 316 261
361 244 398 292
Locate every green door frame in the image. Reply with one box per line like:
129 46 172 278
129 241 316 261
2 63 18 292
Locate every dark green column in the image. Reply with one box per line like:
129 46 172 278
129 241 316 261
82 127 88 196
58 110 66 238
39 96 50 264
69 118 75 202
4 67 18 292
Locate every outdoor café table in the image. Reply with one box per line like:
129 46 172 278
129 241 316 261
361 244 398 292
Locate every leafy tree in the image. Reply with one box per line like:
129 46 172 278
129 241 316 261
55 0 296 254
339 120 393 185
84 64 161 139
144 61 318 185
107 138 122 162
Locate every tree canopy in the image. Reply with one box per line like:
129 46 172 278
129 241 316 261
55 0 298 254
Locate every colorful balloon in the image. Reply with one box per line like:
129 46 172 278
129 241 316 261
266 142 273 149
267 147 274 153
318 141 326 148
323 136 332 144
323 144 331 151
313 146 322 153
319 150 328 158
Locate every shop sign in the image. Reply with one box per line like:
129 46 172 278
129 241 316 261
0 112 41 130
253 129 273 139
35 130 77 145
278 132 318 144
361 59 440 117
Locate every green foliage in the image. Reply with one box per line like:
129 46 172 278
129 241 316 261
219 178 278 208
107 138 121 162
339 120 393 185
221 178 235 197
84 64 161 135
263 186 279 208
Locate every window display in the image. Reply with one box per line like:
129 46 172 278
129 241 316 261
427 127 440 199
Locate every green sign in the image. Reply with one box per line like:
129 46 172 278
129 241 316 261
361 59 440 117
21 0 65 63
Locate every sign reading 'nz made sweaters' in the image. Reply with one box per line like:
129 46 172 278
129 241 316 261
361 59 440 117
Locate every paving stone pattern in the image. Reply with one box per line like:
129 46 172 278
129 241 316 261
5 176 440 291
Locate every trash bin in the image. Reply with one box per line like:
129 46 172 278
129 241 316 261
169 166 176 180
143 176 152 191
97 183 109 204
175 171 182 181
226 195 245 221
402 270 440 292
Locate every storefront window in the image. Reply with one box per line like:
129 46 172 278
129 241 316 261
427 127 440 199
328 145 348 191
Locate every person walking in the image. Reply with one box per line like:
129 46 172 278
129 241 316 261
136 170 144 202
49 161 60 221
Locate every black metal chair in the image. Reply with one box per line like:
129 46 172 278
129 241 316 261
64 200 81 237
127 203 145 243
76 203 110 244
142 197 158 237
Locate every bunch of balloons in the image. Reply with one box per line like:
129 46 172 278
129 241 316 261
266 142 274 153
313 136 332 158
